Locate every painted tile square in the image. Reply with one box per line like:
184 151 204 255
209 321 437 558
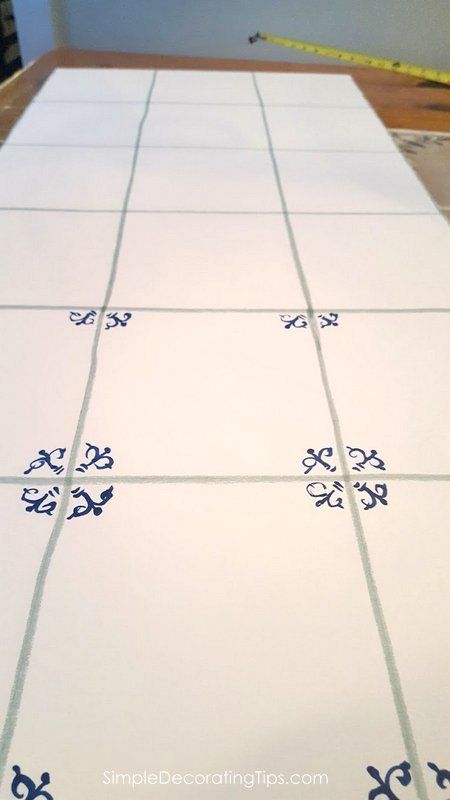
81 313 335 475
151 69 258 104
277 151 437 213
35 67 154 102
0 311 95 476
363 481 450 777
7 102 146 147
0 210 119 306
140 103 267 148
4 482 406 799
290 214 450 309
111 212 305 308
266 106 396 151
129 148 281 211
0 145 134 210
319 314 450 474
256 72 368 107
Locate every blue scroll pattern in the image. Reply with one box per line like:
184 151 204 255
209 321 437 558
69 310 132 330
367 761 450 798
427 763 450 794
21 443 114 521
367 762 412 800
11 765 53 799
302 446 388 510
280 312 339 330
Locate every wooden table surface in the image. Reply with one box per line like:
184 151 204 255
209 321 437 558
1 47 450 144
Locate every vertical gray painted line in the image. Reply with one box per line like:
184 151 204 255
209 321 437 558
251 73 428 800
0 71 158 787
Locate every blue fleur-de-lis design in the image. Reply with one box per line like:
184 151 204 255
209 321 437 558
21 444 115 521
302 445 388 511
301 446 336 475
105 311 132 330
354 481 388 510
347 447 386 472
307 480 344 509
318 312 339 328
23 448 66 476
21 486 60 516
69 310 97 326
366 762 411 800
280 313 308 330
427 762 450 792
75 442 114 473
67 485 114 520
11 764 53 799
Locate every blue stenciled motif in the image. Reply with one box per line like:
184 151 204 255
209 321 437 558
69 310 97 326
302 447 336 475
21 486 60 516
354 481 389 510
427 762 450 792
69 310 132 330
105 311 132 330
366 762 412 800
23 443 114 477
21 444 114 521
318 312 339 328
302 445 388 511
280 313 308 329
11 765 53 800
75 443 114 473
67 485 114 520
347 447 386 472
280 312 339 330
307 480 344 509
23 448 66 476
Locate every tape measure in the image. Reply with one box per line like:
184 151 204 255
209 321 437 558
249 31 450 86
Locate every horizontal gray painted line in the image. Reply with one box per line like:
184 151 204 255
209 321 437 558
0 305 449 314
31 100 370 109
3 143 395 154
2 473 449 486
0 207 440 216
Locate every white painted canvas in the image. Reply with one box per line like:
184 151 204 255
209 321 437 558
0 68 449 800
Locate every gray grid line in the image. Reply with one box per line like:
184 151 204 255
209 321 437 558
0 305 449 314
2 473 449 486
252 72 429 800
4 143 396 154
0 207 441 216
0 71 159 786
31 100 371 108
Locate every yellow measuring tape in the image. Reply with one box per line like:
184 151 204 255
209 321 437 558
249 31 450 86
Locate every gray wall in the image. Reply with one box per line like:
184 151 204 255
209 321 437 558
15 0 450 70
59 0 450 69
13 0 54 63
